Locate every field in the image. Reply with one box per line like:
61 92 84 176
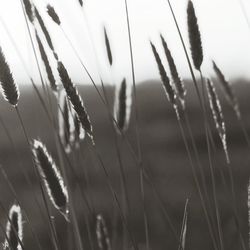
1 0 250 250
0 79 249 250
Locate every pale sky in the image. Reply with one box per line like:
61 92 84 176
0 0 250 86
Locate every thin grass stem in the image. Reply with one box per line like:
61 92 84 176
200 71 225 250
123 1 149 249
15 106 60 250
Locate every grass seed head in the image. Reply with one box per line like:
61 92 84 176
150 41 177 107
32 139 69 220
96 214 111 250
206 79 229 163
23 0 34 23
212 60 240 119
78 0 83 7
57 61 94 143
34 7 57 59
47 5 61 25
35 31 58 92
104 27 113 66
114 78 132 133
187 0 203 70
0 47 20 107
160 34 186 109
5 204 23 250
58 90 74 153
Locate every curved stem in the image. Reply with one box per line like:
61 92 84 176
124 1 149 249
15 106 60 250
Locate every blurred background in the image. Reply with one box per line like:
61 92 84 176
0 0 250 84
0 80 249 249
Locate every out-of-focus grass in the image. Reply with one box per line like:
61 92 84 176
0 79 249 249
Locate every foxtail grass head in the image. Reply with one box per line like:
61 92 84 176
47 5 61 25
32 139 69 220
187 0 203 70
0 47 20 107
206 79 229 163
96 214 111 250
59 91 72 153
73 112 85 149
212 60 240 119
57 61 94 143
23 0 34 23
160 34 186 109
104 27 113 66
114 78 132 133
34 7 58 60
58 90 80 153
150 41 179 119
78 0 83 7
35 31 58 92
150 41 176 105
5 204 23 250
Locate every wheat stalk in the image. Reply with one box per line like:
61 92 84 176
4 204 23 250
57 61 94 143
35 31 58 92
160 34 186 109
187 0 203 70
47 5 61 26
104 27 113 66
0 47 20 107
32 139 69 220
114 78 132 133
96 214 112 250
206 79 229 163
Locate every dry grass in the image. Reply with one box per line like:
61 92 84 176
0 1 249 250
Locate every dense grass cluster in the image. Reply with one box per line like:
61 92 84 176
0 0 249 250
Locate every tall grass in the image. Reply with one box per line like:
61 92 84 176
0 1 249 250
